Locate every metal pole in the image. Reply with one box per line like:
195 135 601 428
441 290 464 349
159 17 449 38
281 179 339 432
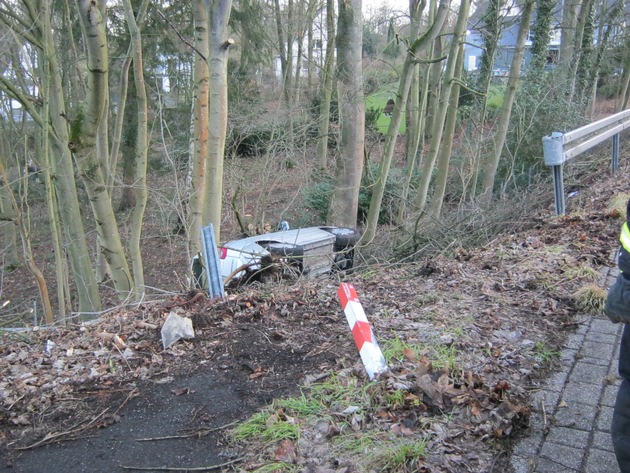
552 164 565 215
612 133 620 173
201 224 225 298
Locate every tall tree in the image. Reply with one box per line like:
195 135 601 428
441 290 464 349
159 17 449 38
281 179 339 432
122 0 149 300
529 0 555 76
583 0 623 117
328 0 364 227
0 150 18 269
413 0 470 215
477 0 504 90
480 0 535 203
0 156 54 324
316 0 336 170
383 17 400 59
188 0 210 256
202 0 233 240
567 0 594 103
398 0 437 222
361 0 449 245
72 0 133 299
559 0 581 74
274 0 294 104
427 41 465 217
468 0 504 200
0 0 103 313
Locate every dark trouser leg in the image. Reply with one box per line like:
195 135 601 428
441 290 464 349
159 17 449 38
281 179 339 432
613 324 630 473
613 379 630 472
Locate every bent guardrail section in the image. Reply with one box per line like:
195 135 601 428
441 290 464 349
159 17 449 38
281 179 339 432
201 224 225 298
543 109 630 215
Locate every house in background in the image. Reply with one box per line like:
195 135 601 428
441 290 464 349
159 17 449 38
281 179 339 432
463 0 562 75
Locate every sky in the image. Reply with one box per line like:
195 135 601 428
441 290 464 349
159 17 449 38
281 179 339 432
363 0 410 14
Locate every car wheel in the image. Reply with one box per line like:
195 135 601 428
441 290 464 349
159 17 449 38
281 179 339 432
319 227 360 249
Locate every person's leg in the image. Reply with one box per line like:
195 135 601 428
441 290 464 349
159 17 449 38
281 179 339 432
613 324 630 473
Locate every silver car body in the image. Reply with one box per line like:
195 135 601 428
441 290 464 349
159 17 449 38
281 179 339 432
219 227 338 281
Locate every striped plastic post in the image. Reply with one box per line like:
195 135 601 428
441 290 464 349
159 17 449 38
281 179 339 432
337 283 388 380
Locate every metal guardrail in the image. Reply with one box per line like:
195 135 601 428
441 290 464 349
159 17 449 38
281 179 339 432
542 109 630 215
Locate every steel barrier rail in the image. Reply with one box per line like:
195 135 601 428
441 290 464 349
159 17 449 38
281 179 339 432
201 223 225 298
542 109 630 215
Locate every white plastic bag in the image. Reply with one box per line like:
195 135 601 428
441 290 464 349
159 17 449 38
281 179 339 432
161 312 195 349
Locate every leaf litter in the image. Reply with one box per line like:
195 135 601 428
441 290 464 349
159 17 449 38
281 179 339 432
0 177 626 472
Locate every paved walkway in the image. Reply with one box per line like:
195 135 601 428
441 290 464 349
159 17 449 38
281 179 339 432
511 265 624 473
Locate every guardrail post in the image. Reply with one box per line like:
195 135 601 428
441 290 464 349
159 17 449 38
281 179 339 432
201 224 225 298
612 133 620 173
543 132 565 216
552 165 565 215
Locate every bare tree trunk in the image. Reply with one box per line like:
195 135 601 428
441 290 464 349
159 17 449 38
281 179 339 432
292 0 307 104
413 0 469 216
567 0 594 103
428 42 465 217
397 0 435 222
480 0 534 204
94 75 110 282
274 0 294 104
203 0 233 240
0 151 19 268
41 1 102 313
0 159 54 324
361 0 449 245
306 0 317 91
62 0 85 105
122 0 149 300
618 47 630 112
108 0 149 198
468 0 504 201
316 0 336 170
328 0 364 227
73 0 132 299
425 35 443 143
109 54 132 196
560 0 581 73
188 0 210 256
0 2 100 313
0 128 19 268
584 0 619 117
403 0 425 167
40 59 70 319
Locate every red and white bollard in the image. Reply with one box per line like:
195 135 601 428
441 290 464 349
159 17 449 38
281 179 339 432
337 283 388 380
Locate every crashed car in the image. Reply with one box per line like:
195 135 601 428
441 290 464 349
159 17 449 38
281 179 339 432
193 226 360 287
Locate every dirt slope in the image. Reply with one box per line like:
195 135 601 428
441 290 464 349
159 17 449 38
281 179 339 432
1 162 627 472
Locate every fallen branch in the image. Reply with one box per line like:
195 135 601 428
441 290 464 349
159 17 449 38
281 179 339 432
96 332 127 349
119 457 243 471
223 262 257 286
135 420 238 442
12 408 110 450
135 320 158 330
114 388 140 416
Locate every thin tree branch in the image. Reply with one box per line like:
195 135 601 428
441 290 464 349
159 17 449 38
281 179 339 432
156 9 207 62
